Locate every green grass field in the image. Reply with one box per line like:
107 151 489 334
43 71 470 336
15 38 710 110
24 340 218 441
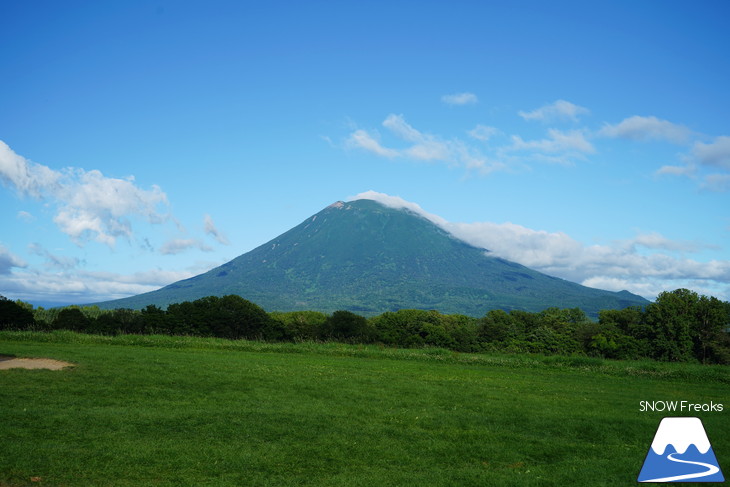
1 331 728 486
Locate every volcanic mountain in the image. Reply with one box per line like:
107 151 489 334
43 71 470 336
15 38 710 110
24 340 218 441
97 199 648 316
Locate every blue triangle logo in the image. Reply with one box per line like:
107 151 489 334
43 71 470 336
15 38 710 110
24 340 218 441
638 417 725 483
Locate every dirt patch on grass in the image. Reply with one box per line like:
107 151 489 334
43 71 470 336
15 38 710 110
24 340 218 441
0 355 74 370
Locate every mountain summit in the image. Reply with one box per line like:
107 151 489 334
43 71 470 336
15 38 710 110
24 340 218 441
96 199 647 316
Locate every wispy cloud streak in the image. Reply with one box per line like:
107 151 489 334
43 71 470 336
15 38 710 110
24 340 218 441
599 115 691 144
519 100 589 122
441 92 478 106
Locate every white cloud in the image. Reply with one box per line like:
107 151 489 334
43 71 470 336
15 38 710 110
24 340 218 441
382 114 453 161
701 173 730 193
382 114 426 143
655 164 695 177
505 129 595 165
468 124 499 141
692 135 730 170
441 92 478 106
346 129 400 158
0 245 27 275
599 115 691 144
447 221 584 269
654 135 730 191
346 115 505 175
350 191 730 300
0 140 170 247
0 266 204 305
342 107 728 192
16 210 35 222
0 140 60 198
160 238 213 255
349 191 448 226
510 129 595 154
54 169 169 246
622 232 714 253
518 100 589 122
452 142 507 175
204 214 230 245
28 242 82 270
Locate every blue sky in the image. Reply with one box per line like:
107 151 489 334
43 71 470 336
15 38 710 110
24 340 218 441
1 0 729 307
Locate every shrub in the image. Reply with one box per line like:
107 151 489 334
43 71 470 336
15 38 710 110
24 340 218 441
271 311 328 340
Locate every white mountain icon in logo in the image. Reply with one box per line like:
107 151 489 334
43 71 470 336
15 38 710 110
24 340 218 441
638 417 724 483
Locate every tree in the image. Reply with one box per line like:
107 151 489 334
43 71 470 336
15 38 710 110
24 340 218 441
693 295 728 364
599 306 646 336
164 295 274 339
478 309 513 343
270 311 327 340
166 300 202 336
138 304 168 334
371 309 436 347
442 313 479 352
644 289 698 362
214 294 278 340
90 309 140 335
0 296 36 330
53 307 90 332
323 310 370 342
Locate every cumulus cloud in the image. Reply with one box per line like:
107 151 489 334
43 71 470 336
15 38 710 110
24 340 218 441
204 214 230 245
53 169 169 246
0 140 170 247
350 191 730 300
518 100 589 122
599 115 691 144
441 92 478 106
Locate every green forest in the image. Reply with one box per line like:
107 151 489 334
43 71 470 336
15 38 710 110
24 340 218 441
2 288 729 364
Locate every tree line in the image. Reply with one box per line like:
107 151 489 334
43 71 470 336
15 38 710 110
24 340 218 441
1 288 728 364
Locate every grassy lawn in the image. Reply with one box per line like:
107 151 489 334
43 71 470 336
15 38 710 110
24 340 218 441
1 332 728 486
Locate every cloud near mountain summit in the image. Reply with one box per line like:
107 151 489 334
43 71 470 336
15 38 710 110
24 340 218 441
351 191 730 300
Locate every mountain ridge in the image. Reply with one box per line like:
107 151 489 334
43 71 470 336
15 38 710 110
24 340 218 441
95 199 648 316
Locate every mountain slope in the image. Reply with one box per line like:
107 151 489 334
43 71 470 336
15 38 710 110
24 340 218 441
96 199 648 316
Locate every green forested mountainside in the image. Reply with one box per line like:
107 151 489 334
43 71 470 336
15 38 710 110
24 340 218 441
95 199 648 317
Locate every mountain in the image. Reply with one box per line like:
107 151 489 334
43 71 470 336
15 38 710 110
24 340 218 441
95 199 648 316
